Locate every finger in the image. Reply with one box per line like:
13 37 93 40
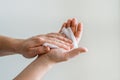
54 35 72 44
31 46 50 55
71 18 77 34
30 37 46 47
75 22 83 41
50 38 73 48
44 39 71 50
41 34 72 50
65 47 88 59
66 19 72 27
46 33 72 43
47 33 66 38
59 22 67 33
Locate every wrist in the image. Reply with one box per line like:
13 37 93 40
37 55 56 67
0 36 24 53
13 39 25 54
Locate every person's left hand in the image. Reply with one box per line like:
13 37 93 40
39 47 87 63
38 18 87 63
59 18 83 43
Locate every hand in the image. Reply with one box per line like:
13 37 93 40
39 47 87 63
16 33 72 58
59 18 83 43
13 18 87 80
39 18 87 63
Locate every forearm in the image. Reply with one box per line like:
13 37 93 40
0 35 23 56
14 56 55 80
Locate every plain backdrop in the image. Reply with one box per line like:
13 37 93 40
0 0 120 80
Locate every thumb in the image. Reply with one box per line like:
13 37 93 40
31 46 50 55
65 47 88 59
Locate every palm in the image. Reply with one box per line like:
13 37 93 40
43 18 85 63
43 48 67 62
41 18 87 63
42 47 86 63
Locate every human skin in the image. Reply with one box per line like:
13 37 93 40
14 48 87 80
60 18 83 42
14 18 88 80
0 33 72 58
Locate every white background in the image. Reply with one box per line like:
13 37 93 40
0 0 120 80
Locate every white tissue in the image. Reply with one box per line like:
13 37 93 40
43 27 79 49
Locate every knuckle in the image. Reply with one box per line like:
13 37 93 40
33 37 43 43
38 48 42 53
47 33 55 36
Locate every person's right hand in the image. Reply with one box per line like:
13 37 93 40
59 18 83 43
16 33 72 58
39 19 87 63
